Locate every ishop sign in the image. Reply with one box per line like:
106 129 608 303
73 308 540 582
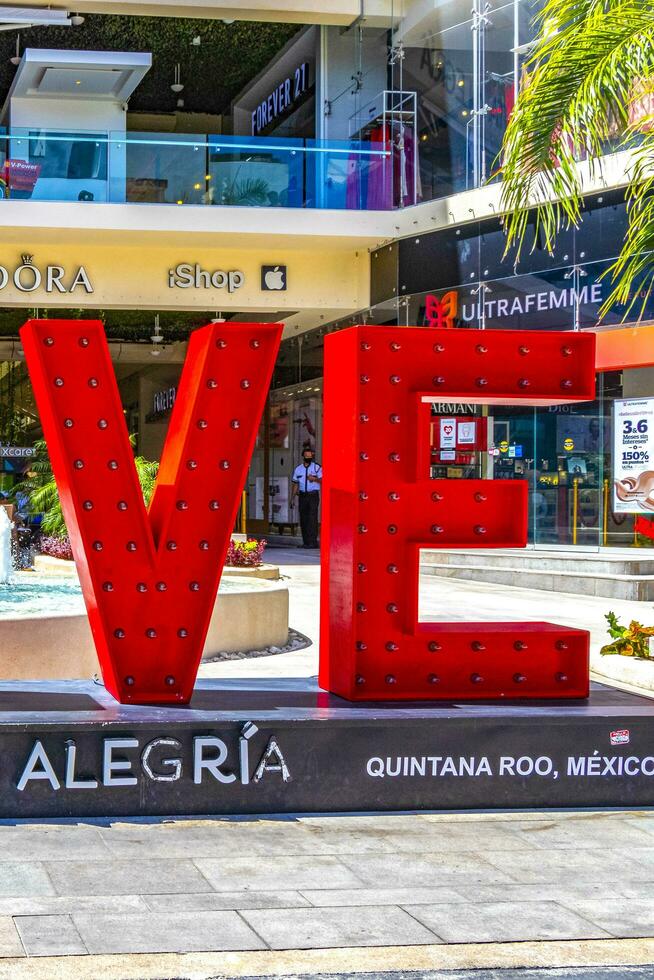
168 264 244 293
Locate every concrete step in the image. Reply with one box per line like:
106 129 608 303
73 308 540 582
420 559 654 601
421 548 654 578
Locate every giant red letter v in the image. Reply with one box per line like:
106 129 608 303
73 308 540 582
21 319 282 705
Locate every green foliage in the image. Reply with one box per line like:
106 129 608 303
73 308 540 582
135 456 159 507
499 0 654 316
16 438 159 538
0 16 298 117
220 177 271 206
600 610 654 658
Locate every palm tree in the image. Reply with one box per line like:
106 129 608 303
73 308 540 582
16 439 159 539
500 0 654 317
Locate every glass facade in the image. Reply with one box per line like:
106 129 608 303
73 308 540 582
0 130 392 210
269 190 654 549
0 0 557 211
401 0 545 198
0 3 644 553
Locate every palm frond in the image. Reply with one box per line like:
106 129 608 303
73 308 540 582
500 0 654 280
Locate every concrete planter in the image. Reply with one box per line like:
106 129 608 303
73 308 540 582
0 574 288 680
222 563 280 581
35 554 281 581
591 649 654 696
33 555 77 577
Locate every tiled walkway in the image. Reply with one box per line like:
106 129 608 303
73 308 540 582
1 551 654 968
0 809 654 957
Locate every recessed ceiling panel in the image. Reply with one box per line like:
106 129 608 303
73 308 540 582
36 67 125 98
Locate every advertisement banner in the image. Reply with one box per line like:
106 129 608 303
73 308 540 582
457 420 476 445
613 398 654 513
255 476 290 522
439 417 456 449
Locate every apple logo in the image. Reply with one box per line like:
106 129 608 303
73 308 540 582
261 265 287 291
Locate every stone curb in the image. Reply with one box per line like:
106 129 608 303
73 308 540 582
2 938 654 980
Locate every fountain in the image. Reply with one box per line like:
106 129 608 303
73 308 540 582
0 541 288 679
0 508 13 585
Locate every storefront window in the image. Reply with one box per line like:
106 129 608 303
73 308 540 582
247 381 323 533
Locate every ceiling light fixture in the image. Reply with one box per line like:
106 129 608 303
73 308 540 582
171 63 184 94
150 314 164 356
9 34 20 66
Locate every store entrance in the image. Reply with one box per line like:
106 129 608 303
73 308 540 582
427 372 653 552
489 371 653 551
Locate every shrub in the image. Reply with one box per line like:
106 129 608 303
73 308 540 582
39 535 74 562
600 612 654 660
225 538 266 567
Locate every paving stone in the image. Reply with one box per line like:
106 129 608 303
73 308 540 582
101 823 396 857
195 855 362 892
72 910 266 954
0 895 147 915
338 852 511 888
0 917 24 957
144 890 310 911
46 859 213 896
300 886 466 907
483 847 654 883
294 818 525 854
375 825 527 853
623 815 654 839
495 817 654 850
0 865 54 898
241 905 438 950
562 898 654 938
403 900 611 943
298 815 437 831
0 827 110 861
451 881 654 904
14 914 87 956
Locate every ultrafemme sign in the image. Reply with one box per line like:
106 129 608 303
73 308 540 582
21 319 596 707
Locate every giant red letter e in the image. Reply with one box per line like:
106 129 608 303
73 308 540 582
319 326 596 701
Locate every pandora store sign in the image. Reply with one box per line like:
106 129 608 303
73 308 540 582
0 255 93 294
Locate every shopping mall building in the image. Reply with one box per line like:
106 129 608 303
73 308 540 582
0 0 652 563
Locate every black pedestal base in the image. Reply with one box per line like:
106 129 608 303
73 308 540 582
1 678 653 818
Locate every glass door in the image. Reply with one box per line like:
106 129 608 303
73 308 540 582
532 392 603 550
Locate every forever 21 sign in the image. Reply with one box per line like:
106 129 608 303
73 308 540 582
251 62 310 135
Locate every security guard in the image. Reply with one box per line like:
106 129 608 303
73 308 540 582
291 447 322 548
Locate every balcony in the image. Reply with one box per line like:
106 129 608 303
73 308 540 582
0 130 396 211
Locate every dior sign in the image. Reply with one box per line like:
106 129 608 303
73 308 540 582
0 255 93 294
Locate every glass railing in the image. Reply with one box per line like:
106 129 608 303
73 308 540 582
0 129 394 211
